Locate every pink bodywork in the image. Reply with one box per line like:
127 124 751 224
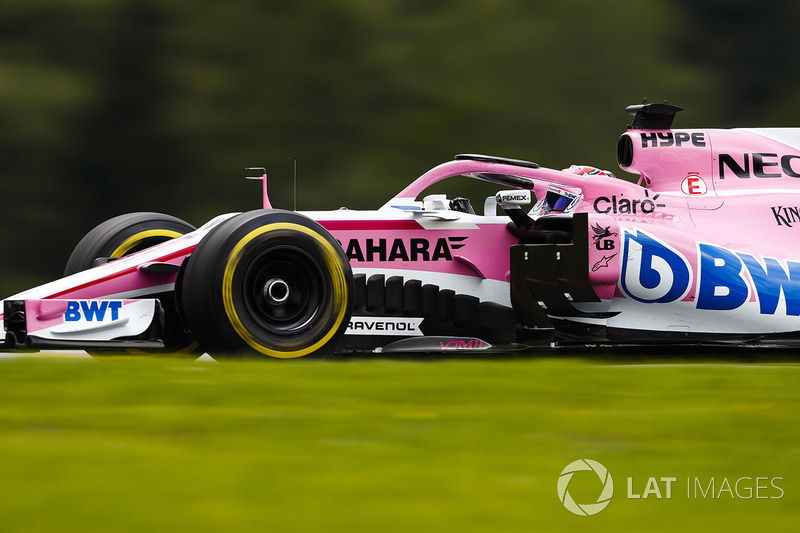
6 126 800 337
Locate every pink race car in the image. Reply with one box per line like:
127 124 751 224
4 99 800 357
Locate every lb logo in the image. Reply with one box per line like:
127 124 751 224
620 229 692 304
557 459 614 516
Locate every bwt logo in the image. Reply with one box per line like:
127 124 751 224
65 301 122 322
620 229 692 304
620 229 800 314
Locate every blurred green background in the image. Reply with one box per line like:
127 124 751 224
2 0 800 296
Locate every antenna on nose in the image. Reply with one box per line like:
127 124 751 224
293 157 297 211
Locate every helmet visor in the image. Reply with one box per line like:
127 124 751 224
545 190 572 212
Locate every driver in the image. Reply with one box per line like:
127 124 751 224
531 184 582 216
530 165 615 216
562 165 616 178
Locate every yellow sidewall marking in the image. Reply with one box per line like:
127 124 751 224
222 222 348 359
111 229 183 257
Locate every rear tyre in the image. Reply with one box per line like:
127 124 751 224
64 212 197 356
179 210 353 358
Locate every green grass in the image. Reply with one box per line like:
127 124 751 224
0 354 798 532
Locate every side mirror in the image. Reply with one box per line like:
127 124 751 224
495 190 534 230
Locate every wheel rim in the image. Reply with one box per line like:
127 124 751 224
241 245 330 336
264 278 290 304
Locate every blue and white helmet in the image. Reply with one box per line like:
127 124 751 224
531 184 582 215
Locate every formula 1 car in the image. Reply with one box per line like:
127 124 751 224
4 99 800 357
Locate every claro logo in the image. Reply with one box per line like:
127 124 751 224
593 191 665 215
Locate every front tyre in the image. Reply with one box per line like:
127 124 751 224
64 212 197 356
179 210 353 358
64 212 196 275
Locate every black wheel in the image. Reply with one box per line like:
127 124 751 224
65 212 196 275
179 210 353 358
64 212 197 356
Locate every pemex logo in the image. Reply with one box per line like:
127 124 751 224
557 459 614 516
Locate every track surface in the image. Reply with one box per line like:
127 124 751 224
0 354 797 531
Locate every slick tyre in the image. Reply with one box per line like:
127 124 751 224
64 212 196 275
64 212 197 356
179 210 353 358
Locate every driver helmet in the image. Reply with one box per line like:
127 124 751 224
562 164 616 178
531 184 582 216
